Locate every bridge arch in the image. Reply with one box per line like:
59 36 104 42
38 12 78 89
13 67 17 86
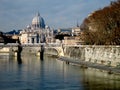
44 47 64 56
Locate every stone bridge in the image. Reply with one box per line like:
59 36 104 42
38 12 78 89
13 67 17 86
1 43 120 70
45 46 64 56
0 43 18 56
0 43 64 57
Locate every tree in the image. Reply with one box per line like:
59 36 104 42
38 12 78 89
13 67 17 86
81 0 120 45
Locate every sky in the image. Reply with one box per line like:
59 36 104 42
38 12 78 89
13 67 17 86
0 0 115 32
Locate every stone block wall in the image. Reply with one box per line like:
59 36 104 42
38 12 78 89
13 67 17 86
63 45 120 67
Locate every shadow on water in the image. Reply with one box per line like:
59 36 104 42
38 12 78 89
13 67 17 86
40 45 44 61
17 44 23 64
17 55 22 64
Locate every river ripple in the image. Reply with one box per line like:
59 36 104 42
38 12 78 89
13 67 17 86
0 55 120 90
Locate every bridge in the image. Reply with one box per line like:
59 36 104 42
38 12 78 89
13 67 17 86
0 43 64 57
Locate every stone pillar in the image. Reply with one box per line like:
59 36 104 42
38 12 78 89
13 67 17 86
40 45 44 60
17 44 22 64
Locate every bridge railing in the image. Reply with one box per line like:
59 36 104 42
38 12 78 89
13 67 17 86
0 43 19 47
21 43 46 47
46 43 62 47
0 43 62 47
63 44 83 47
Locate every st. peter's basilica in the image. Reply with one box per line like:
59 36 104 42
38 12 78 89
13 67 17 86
19 12 54 44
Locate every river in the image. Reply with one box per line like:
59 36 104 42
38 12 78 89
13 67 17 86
0 54 120 90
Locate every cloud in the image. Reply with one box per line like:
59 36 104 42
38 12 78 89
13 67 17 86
0 0 114 31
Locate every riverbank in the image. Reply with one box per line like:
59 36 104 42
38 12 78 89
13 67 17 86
58 56 120 74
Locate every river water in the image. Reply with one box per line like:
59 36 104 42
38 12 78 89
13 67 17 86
0 55 120 90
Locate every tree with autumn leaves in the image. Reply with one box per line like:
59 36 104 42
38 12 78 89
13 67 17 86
81 0 120 45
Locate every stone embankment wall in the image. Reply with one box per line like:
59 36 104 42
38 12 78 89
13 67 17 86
63 45 120 67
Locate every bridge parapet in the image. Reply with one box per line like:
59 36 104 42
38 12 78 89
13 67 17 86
0 43 19 47
46 43 61 47
0 43 64 57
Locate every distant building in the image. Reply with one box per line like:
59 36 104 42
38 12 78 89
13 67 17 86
57 28 72 35
61 26 84 45
0 31 18 43
0 37 4 43
72 27 81 36
19 13 53 44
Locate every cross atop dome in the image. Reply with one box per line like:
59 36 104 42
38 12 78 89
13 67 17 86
37 12 40 16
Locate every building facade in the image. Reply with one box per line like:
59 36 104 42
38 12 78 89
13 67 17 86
19 13 53 44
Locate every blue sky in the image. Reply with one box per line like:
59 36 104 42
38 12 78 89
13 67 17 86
0 0 115 32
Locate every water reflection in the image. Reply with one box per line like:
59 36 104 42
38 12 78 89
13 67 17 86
0 55 120 90
81 68 120 90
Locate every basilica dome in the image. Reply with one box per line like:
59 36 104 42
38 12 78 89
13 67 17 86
32 13 45 29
